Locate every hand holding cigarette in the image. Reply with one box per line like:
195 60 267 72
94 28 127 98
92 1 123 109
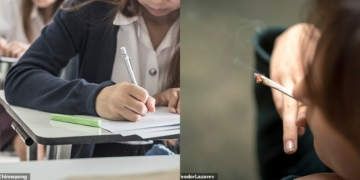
261 24 315 155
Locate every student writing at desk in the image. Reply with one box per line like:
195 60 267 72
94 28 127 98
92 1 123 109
5 0 180 158
0 0 64 161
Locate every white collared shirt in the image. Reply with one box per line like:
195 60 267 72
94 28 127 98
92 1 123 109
112 12 179 145
111 12 179 96
0 0 50 43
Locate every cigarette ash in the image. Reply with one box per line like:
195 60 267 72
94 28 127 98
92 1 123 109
254 73 262 83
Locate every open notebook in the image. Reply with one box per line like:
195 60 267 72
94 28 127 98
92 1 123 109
98 107 180 138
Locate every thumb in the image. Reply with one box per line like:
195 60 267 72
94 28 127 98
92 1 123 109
146 96 156 113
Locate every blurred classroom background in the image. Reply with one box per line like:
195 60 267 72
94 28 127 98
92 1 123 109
181 0 305 179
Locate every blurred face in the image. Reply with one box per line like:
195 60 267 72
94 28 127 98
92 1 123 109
137 0 180 17
32 0 57 8
293 61 360 179
304 104 360 179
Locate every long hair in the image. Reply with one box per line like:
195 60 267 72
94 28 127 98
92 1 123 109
22 0 65 43
66 0 180 89
304 0 360 151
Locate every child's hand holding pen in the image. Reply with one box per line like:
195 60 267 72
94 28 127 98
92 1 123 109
95 82 156 121
95 47 156 121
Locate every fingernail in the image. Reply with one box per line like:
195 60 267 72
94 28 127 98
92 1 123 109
285 140 295 153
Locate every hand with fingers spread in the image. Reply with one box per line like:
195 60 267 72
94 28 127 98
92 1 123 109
2 41 30 58
270 23 319 154
153 88 180 114
95 82 156 121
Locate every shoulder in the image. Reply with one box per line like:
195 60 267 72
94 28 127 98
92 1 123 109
62 0 117 19
56 0 118 30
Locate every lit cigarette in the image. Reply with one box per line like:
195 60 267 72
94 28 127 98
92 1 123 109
254 73 293 98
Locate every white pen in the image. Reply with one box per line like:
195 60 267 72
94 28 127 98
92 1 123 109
120 47 138 85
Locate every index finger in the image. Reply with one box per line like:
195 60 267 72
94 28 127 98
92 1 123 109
282 95 299 154
271 88 284 116
127 84 149 103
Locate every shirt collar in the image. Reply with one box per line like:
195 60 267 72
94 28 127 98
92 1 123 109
112 11 179 52
113 12 139 26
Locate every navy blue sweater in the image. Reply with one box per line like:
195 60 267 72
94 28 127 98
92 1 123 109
5 0 120 116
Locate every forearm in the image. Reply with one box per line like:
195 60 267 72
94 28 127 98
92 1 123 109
5 66 114 115
4 1 116 115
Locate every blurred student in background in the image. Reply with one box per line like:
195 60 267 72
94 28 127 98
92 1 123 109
0 0 64 57
0 0 65 161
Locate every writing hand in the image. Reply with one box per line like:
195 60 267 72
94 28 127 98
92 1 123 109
95 82 156 121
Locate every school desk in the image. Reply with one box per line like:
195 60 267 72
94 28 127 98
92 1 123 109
0 90 179 160
0 155 179 180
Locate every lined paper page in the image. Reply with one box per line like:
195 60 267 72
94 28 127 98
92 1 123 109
99 107 180 133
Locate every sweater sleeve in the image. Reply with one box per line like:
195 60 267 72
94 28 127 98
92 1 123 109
4 0 114 116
